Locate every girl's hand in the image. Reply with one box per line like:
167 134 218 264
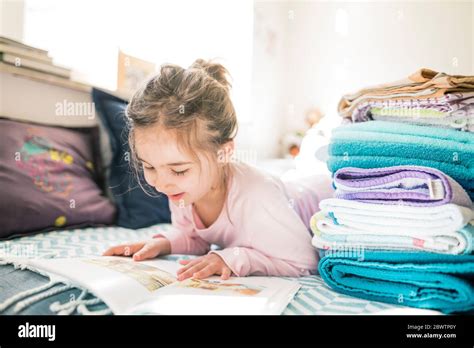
102 238 171 261
177 253 232 281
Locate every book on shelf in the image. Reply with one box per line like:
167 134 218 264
0 35 71 78
0 35 49 54
12 256 301 315
0 43 53 64
0 35 52 62
0 52 71 78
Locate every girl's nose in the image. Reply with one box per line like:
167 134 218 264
153 172 172 193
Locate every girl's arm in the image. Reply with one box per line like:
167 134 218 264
209 246 313 277
153 202 210 255
209 177 320 277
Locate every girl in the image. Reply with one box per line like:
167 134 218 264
103 59 333 281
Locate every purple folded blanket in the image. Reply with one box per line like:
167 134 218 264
333 166 473 207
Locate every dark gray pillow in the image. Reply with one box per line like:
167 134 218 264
92 88 171 228
0 118 116 239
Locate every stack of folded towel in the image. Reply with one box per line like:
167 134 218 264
312 166 474 313
317 250 474 314
339 68 474 132
327 121 474 199
313 69 474 313
313 166 474 255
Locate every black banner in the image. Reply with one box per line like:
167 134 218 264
0 315 472 346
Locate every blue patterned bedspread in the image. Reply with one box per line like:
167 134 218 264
0 224 432 315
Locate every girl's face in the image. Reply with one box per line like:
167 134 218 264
133 125 227 207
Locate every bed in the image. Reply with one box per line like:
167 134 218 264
0 223 442 315
0 90 443 315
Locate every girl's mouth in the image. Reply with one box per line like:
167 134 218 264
168 192 185 201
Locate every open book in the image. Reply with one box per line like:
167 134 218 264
19 256 301 315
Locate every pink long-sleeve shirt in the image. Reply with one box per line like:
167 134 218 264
153 161 334 277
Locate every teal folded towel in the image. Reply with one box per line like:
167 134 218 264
318 251 474 313
327 121 474 200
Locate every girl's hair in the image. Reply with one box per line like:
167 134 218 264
126 58 238 197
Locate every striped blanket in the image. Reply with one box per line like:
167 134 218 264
0 224 437 315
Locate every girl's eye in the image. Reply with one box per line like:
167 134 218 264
143 165 154 170
172 169 188 176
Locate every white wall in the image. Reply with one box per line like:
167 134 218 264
2 0 473 160
236 0 291 160
282 0 474 135
0 0 24 41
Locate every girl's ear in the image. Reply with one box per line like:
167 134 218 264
218 140 234 164
224 140 235 156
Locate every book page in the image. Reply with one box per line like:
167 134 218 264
83 257 178 291
25 256 180 314
129 276 301 315
23 256 300 315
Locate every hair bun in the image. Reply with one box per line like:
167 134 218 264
190 58 232 91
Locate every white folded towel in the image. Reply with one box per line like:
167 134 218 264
311 211 474 254
319 198 474 235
